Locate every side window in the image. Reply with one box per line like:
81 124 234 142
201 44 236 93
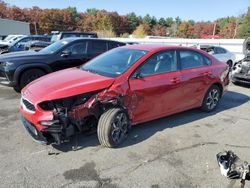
218 47 227 54
15 38 30 47
135 50 177 77
64 42 87 55
214 47 226 54
90 41 108 54
108 42 121 50
62 33 77 39
179 50 208 70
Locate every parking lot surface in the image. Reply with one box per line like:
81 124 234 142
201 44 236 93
0 84 250 188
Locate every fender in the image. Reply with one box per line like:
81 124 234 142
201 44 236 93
13 63 53 84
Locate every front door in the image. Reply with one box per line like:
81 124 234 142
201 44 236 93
51 41 89 71
128 50 183 124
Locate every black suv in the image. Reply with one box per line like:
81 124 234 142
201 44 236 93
0 38 125 91
0 35 51 54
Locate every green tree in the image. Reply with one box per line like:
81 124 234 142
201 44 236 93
158 17 166 26
165 17 174 27
66 7 80 22
239 7 250 38
126 12 140 33
86 8 98 16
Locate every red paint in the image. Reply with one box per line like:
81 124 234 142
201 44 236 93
20 45 229 131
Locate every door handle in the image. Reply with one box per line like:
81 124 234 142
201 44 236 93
171 77 181 84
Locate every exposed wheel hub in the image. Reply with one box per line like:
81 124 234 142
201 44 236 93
206 89 219 110
111 112 128 144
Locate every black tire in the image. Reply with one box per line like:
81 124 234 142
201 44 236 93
19 69 46 90
201 85 221 112
13 86 21 93
97 108 130 148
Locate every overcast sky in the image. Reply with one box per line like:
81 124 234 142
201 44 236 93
4 0 249 21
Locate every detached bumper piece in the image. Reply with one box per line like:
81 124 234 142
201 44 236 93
232 74 250 84
21 116 48 144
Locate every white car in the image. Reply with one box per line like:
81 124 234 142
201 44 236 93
200 45 236 68
0 35 24 45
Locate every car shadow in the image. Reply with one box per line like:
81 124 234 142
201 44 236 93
53 91 250 152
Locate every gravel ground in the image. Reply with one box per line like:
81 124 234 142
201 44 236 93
0 83 249 188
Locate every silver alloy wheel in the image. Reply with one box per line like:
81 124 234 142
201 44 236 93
206 89 220 110
111 112 128 144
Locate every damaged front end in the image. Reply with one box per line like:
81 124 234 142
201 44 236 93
21 89 128 145
231 54 250 85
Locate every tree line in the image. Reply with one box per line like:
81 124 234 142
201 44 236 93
0 0 249 38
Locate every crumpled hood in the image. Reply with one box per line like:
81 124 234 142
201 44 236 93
22 67 115 102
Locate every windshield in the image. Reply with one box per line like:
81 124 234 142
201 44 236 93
81 48 148 78
40 40 68 54
3 36 15 42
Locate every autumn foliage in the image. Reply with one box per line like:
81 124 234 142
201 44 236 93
0 0 249 38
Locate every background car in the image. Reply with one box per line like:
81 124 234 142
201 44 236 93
19 45 229 147
50 31 98 43
0 38 125 91
25 40 52 51
0 35 51 54
200 45 236 68
0 35 24 45
231 53 250 85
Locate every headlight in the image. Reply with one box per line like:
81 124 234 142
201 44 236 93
39 101 54 111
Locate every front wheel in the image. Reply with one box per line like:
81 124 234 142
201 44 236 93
97 108 130 148
201 85 221 112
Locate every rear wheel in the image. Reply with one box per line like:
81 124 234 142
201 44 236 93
19 69 45 90
201 85 221 112
97 108 130 148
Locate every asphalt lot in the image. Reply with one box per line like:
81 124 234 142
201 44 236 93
0 83 250 188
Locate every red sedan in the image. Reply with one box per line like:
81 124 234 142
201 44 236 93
20 45 229 147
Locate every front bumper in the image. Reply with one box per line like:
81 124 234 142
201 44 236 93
21 116 48 144
232 73 250 84
0 67 15 87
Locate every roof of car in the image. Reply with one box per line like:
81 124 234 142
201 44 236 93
121 44 200 52
61 37 125 43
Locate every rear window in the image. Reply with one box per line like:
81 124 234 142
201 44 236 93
179 50 211 70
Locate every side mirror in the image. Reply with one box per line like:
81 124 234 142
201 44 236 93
61 51 71 58
132 71 143 79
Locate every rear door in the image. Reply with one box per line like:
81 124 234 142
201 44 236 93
129 50 183 123
178 50 213 109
